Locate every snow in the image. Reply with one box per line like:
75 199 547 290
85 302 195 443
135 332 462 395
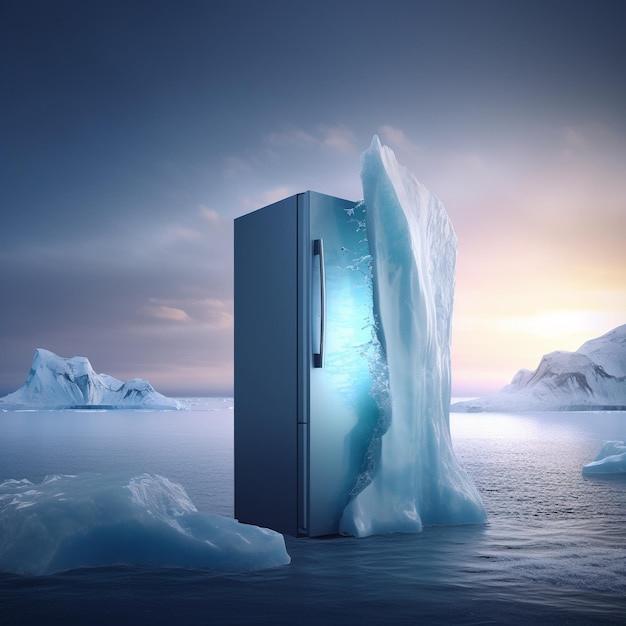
0 349 183 410
578 325 626 378
0 473 290 575
339 136 486 537
582 441 626 475
452 325 626 413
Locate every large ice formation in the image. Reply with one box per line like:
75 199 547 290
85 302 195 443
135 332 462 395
0 348 183 409
339 137 486 537
452 325 626 413
0 473 290 575
582 441 626 475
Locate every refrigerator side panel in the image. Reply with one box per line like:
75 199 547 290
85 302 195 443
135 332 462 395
234 196 299 536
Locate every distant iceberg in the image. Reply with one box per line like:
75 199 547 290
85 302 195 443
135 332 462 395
0 473 290 575
452 325 626 412
0 348 183 410
582 441 626 476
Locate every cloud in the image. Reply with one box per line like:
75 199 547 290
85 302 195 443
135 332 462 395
168 226 204 242
142 297 232 330
191 298 233 330
320 125 355 152
261 186 295 205
241 185 297 211
267 126 317 148
378 124 414 151
144 303 193 323
199 205 221 225
267 124 356 153
222 154 255 179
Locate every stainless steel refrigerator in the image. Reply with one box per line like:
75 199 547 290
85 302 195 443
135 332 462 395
234 191 379 537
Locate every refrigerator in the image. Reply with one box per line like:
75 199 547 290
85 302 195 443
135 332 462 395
234 191 378 537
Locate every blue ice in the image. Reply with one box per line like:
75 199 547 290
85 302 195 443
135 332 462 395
583 440 626 475
0 473 290 575
340 137 486 537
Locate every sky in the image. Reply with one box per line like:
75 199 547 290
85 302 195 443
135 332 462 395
1 0 624 397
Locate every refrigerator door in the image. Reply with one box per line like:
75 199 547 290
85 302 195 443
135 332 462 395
305 192 378 536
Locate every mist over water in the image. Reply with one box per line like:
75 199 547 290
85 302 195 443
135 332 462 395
1 402 625 624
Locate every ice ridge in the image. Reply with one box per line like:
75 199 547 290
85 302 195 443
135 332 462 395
340 136 486 537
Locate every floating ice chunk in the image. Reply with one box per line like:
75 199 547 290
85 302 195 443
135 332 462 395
582 441 626 475
340 136 486 537
0 473 290 575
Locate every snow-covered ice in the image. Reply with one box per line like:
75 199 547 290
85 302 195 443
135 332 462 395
0 348 183 410
452 325 626 413
340 137 486 537
578 325 626 377
0 473 290 575
582 440 626 475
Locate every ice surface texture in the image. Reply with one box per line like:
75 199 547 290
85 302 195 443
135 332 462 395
582 441 626 475
452 324 626 413
0 348 183 409
0 473 290 575
340 137 486 537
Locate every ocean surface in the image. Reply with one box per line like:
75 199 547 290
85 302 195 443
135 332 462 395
1 399 625 625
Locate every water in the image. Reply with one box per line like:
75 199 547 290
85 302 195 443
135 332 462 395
1 401 625 624
0 398 234 517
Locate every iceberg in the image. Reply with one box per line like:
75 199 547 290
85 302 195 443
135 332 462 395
0 473 290 575
0 348 184 410
578 325 626 378
340 137 486 537
582 441 626 476
452 325 626 413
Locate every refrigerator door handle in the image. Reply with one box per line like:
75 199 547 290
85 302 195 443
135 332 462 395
313 239 325 368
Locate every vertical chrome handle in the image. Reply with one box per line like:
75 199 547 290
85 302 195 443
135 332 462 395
313 239 325 368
